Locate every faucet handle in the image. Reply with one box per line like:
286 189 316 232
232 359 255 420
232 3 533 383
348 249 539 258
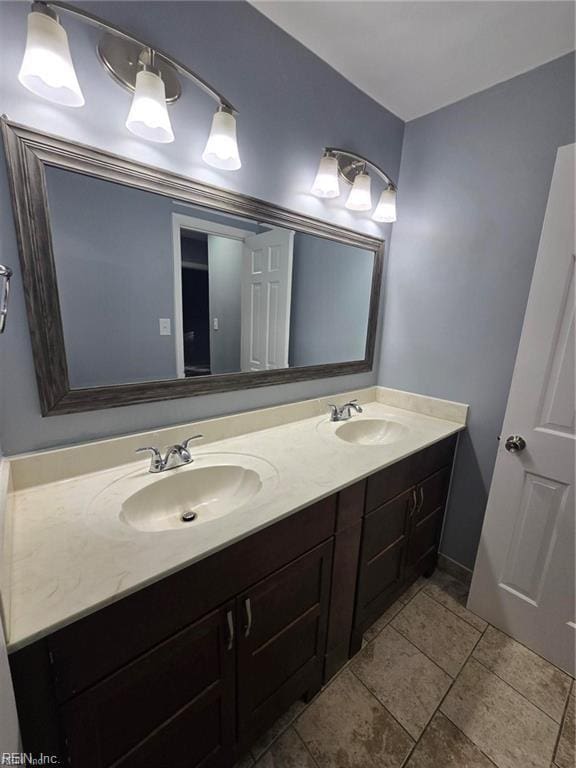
135 446 163 470
182 434 203 450
327 404 340 421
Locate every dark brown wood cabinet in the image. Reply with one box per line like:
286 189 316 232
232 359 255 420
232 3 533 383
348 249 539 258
61 604 236 768
352 436 457 650
236 541 332 747
9 435 458 767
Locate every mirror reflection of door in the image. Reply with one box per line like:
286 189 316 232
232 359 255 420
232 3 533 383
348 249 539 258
173 213 295 378
241 229 294 372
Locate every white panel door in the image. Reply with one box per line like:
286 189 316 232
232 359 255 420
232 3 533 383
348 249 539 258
240 229 294 371
468 145 575 674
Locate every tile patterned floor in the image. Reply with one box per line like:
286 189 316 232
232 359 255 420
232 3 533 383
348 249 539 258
236 570 575 768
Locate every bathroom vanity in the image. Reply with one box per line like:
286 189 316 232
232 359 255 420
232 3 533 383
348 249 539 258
1 121 467 766
4 391 464 767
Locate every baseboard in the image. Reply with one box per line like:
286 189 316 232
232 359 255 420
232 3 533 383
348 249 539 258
437 552 473 587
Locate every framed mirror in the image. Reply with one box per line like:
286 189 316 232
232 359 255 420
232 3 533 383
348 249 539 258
2 119 384 416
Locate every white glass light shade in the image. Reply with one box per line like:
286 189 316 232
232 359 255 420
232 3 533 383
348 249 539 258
345 172 372 211
372 187 397 222
125 69 175 143
18 11 84 107
202 109 241 170
311 155 340 198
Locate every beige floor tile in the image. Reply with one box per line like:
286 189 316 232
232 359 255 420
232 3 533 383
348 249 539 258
363 599 404 643
256 727 318 768
392 591 481 676
295 668 414 768
251 700 307 760
473 626 572 722
441 658 559 768
399 577 428 604
423 570 487 632
405 712 496 768
351 625 452 739
554 690 575 768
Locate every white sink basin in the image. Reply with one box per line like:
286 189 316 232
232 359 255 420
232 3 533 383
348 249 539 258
121 464 262 532
334 418 408 446
86 453 277 537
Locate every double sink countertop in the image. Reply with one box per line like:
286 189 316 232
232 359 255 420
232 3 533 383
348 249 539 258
1 387 468 652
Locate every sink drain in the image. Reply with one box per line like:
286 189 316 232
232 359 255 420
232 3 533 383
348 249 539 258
181 511 198 523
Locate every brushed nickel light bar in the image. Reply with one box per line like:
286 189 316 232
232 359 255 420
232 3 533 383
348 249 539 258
311 147 397 222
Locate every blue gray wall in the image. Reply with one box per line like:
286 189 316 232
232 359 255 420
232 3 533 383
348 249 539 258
0 0 402 454
379 53 575 569
47 168 179 387
290 234 373 366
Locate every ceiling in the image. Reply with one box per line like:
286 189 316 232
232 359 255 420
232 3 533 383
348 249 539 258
250 1 575 120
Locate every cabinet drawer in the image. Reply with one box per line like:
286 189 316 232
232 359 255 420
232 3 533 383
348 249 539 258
363 489 413 562
365 435 457 514
46 495 336 701
61 605 235 768
365 454 414 513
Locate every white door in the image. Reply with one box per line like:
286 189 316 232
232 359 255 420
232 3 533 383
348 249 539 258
468 145 575 675
241 228 294 371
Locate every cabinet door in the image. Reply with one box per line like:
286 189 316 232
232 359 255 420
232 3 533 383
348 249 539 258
406 467 451 573
355 488 414 630
236 540 333 745
61 604 236 768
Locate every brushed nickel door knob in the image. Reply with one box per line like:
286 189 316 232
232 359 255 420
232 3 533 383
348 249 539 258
505 435 526 453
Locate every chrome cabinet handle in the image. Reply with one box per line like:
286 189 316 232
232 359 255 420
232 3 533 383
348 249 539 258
0 265 13 334
244 598 252 638
505 435 526 453
419 486 424 512
411 488 418 514
226 610 234 651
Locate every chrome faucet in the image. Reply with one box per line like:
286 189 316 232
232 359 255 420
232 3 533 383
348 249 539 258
136 435 203 473
328 400 363 422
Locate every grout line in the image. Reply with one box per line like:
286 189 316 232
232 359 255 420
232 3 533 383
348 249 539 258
552 686 571 765
421 582 488 632
349 665 417 745
293 725 322 768
471 653 567 726
430 624 504 768
477 621 576 680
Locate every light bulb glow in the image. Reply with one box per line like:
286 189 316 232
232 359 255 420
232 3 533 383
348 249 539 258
372 187 397 222
345 172 372 211
202 108 241 170
18 11 84 107
125 69 175 143
311 155 340 198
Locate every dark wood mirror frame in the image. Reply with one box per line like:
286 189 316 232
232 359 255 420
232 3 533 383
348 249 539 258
1 118 384 416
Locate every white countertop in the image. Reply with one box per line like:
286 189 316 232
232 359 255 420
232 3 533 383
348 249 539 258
4 389 467 652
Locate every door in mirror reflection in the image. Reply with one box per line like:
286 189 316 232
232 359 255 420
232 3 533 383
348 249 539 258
45 167 375 389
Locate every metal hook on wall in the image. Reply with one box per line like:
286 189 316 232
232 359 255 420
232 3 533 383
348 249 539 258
0 265 13 334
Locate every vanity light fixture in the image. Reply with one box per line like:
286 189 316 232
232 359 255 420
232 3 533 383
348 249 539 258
345 171 372 211
311 147 397 222
311 152 340 198
18 1 241 166
125 52 175 143
18 4 84 107
372 187 397 223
